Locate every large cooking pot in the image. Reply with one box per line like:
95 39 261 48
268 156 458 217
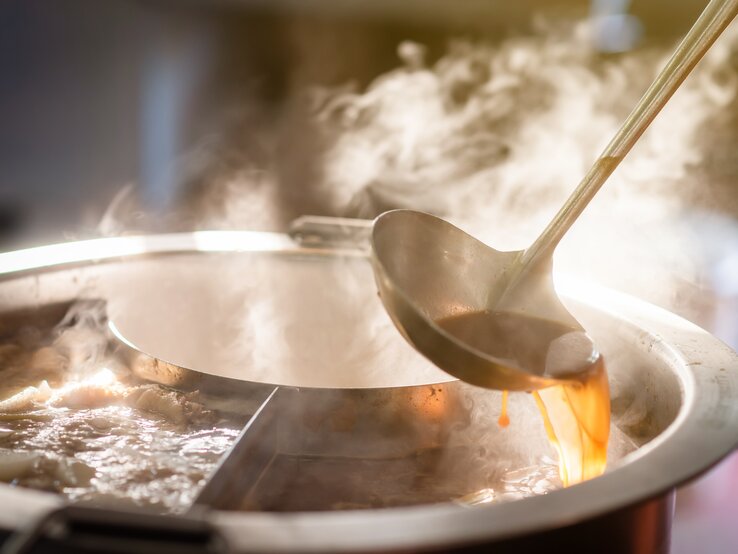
0 230 736 553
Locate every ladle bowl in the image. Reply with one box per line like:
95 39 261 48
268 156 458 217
371 209 580 391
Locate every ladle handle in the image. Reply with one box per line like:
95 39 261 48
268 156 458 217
521 0 738 269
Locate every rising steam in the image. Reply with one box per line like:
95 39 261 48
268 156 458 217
311 19 738 315
184 18 738 322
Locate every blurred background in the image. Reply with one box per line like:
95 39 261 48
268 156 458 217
0 0 722 243
1 0 737 551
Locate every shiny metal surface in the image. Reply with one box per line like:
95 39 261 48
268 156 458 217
371 209 569 391
0 232 735 553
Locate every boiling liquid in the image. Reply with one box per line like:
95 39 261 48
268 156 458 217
436 311 609 486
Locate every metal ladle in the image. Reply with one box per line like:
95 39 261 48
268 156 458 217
371 0 738 391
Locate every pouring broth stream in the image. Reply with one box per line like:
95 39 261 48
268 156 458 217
436 311 610 486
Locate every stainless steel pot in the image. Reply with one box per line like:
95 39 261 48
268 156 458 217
0 230 736 553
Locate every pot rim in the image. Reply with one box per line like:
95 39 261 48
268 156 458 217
0 231 735 552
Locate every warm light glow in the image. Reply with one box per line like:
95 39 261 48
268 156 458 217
534 358 610 486
532 390 570 485
555 272 700 333
54 366 120 393
407 385 449 423
43 366 125 409
498 390 510 428
85 368 117 387
0 231 296 276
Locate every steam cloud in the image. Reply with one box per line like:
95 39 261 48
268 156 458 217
179 18 738 325
315 20 738 315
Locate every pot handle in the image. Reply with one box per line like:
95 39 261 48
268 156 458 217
288 215 372 251
0 505 229 554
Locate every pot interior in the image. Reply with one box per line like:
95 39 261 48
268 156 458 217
0 246 685 513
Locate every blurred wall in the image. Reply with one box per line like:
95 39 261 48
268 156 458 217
0 0 707 245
